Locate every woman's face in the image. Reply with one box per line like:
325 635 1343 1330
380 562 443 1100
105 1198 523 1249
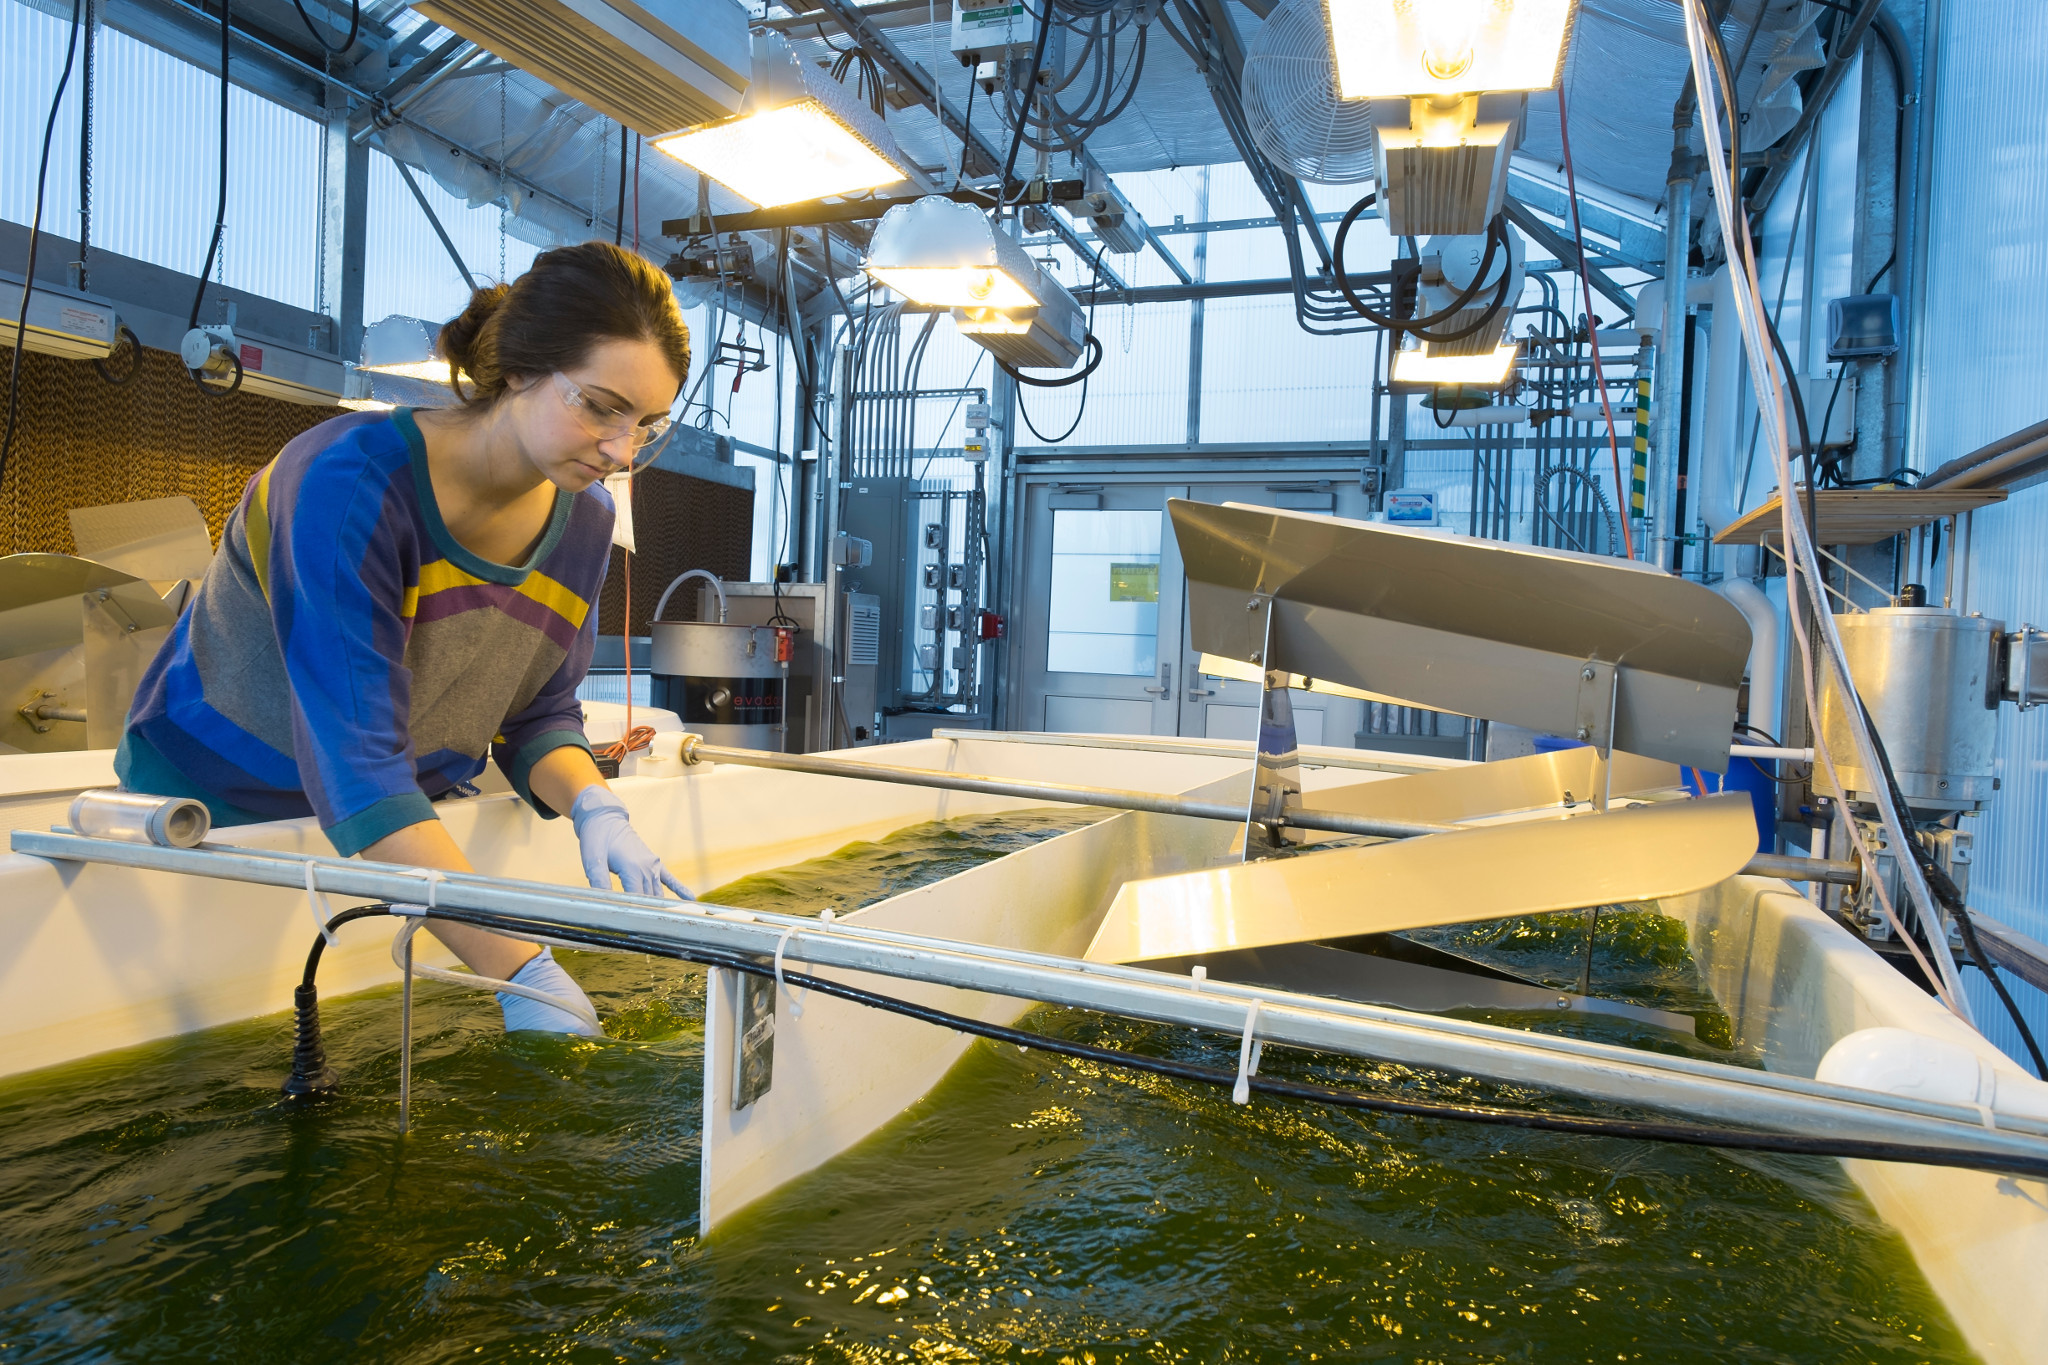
507 336 681 493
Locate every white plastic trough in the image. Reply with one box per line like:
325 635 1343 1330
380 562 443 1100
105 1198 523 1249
0 732 2042 1364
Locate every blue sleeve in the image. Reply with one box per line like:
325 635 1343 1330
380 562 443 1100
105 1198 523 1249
267 445 434 857
492 604 596 820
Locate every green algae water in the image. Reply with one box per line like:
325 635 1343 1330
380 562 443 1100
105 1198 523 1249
0 811 1975 1363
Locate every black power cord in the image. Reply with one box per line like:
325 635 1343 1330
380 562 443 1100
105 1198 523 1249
1851 697 2048 1079
0 0 86 507
289 0 359 55
188 0 242 398
283 902 2048 1179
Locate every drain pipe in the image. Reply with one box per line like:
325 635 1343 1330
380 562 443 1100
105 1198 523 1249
1719 578 1783 745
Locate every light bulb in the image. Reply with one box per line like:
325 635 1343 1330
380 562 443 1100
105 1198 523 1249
1418 0 1485 83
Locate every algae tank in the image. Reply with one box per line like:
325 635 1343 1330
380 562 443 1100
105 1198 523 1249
0 811 1975 1362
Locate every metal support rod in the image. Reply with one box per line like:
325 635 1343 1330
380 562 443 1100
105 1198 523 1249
6 830 2011 1155
398 928 414 1135
685 741 1459 841
685 741 1860 884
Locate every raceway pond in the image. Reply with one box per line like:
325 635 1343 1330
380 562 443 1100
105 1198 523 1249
0 809 1972 1362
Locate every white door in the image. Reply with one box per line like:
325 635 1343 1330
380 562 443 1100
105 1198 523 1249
1013 483 1187 735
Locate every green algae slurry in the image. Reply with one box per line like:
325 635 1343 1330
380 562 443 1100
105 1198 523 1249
0 811 1974 1363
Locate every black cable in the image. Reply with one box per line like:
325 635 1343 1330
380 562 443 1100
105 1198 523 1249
297 901 2048 1180
0 0 86 503
188 0 241 398
1852 697 2048 1079
92 324 141 386
77 0 94 293
951 75 977 191
1814 364 1850 486
1333 201 1514 342
1000 333 1102 389
288 0 359 55
998 1 1054 205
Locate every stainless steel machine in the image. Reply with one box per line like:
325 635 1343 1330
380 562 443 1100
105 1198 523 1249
1819 602 2048 942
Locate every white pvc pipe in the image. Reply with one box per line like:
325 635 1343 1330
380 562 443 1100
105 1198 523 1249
1719 578 1784 747
652 569 728 624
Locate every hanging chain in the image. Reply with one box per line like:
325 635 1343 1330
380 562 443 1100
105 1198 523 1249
77 0 94 290
497 70 507 282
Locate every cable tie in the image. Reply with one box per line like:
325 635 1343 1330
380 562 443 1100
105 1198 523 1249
302 860 337 947
1190 964 1206 993
772 925 808 1018
1976 1104 1999 1132
1233 1000 1262 1106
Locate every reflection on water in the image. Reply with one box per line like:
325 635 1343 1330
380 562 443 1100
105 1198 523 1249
0 810 1972 1362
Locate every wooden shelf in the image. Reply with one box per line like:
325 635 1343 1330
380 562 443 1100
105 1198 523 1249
1713 489 2007 545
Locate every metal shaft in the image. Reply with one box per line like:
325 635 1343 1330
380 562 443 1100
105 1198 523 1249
684 743 1461 841
685 743 1861 885
8 829 2030 1160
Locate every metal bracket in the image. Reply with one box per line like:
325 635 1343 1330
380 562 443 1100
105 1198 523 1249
1243 603 1306 862
1573 657 1618 758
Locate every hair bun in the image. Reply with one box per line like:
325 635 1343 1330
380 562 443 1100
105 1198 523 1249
437 282 511 394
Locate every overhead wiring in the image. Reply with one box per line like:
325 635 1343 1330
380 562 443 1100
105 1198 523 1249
288 0 359 56
1681 0 1974 1024
1 0 87 510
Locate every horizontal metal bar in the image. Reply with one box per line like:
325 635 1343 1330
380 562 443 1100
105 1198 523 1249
11 829 2042 1158
699 743 1861 885
930 728 1443 775
685 743 1458 840
662 183 1086 238
1743 852 1862 887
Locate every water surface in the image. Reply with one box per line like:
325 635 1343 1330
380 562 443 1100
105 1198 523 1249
0 811 1974 1362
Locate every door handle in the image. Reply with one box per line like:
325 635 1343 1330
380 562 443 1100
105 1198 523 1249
1184 686 1215 699
1143 663 1173 696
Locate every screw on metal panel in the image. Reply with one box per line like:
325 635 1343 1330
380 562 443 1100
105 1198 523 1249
1555 996 1570 1010
1576 726 1591 740
1582 666 1596 680
1249 651 1262 663
1246 599 1260 611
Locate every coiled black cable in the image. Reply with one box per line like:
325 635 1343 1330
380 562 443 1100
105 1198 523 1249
290 902 2048 1179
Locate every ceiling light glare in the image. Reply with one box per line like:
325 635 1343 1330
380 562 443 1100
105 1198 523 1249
653 102 905 209
652 30 912 209
1392 340 1518 385
1323 0 1575 100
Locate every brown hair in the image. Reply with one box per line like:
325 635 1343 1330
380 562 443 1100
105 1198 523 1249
437 241 690 405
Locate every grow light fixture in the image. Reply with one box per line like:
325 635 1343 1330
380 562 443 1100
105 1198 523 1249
352 315 462 408
862 196 1042 311
653 32 910 209
1392 339 1518 386
1323 0 1576 101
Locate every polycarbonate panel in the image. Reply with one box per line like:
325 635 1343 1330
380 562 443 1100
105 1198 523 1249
1011 301 1190 447
2 6 321 310
1199 294 1379 442
363 151 542 327
1919 0 2048 1061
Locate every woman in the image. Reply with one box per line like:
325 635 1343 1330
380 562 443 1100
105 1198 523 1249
119 241 690 1037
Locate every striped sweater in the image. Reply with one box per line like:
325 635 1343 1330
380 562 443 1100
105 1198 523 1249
121 408 612 856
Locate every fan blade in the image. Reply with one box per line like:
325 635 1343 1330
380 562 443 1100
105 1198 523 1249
1086 793 1759 965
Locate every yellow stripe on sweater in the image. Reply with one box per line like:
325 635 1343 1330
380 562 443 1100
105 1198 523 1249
247 461 277 600
411 558 589 628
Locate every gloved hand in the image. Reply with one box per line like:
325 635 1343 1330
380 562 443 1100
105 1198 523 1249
570 786 692 899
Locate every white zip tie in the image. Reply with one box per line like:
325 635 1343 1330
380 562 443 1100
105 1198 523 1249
302 860 337 946
772 925 809 1018
1190 964 1207 993
1233 1000 1262 1105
